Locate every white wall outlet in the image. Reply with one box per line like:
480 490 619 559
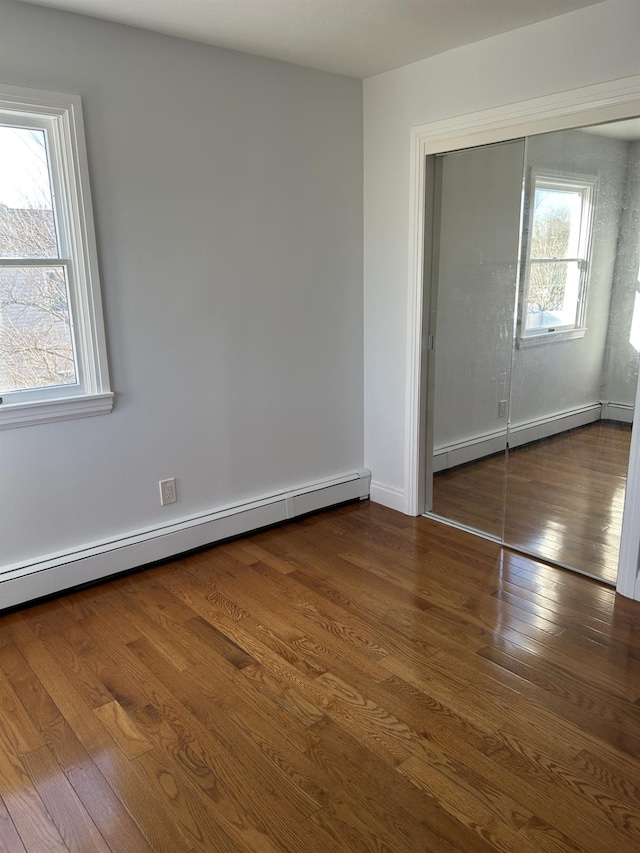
159 478 177 506
498 400 507 419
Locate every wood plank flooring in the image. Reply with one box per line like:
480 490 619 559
2 500 640 852
432 422 632 583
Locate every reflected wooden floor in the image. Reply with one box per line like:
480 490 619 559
2 501 640 851
433 422 632 584
432 451 506 540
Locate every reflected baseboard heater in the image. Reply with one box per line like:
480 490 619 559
433 401 631 473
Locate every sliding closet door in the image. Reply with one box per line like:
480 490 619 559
429 140 524 538
505 127 640 582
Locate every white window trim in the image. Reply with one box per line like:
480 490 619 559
0 83 112 429
517 169 597 348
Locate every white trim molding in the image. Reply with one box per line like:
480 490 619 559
405 73 640 598
0 468 371 612
0 83 112 429
370 479 406 513
617 373 640 600
0 392 114 429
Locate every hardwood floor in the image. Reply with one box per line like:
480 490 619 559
2 500 640 851
432 422 632 584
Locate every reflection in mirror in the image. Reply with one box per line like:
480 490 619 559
426 116 640 585
429 140 524 538
505 121 640 583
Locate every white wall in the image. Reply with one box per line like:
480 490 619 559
363 0 640 499
0 0 363 570
432 141 524 450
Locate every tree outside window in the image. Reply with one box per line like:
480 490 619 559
0 126 76 394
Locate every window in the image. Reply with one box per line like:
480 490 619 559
518 171 596 345
0 85 112 428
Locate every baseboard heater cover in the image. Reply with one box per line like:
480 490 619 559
433 403 604 472
0 468 371 612
601 402 634 424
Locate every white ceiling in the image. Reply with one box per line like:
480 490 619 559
582 117 640 141
20 0 603 78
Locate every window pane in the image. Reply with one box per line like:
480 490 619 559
0 265 77 392
0 126 59 259
526 260 581 331
530 187 583 259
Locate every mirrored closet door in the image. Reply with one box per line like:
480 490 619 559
426 118 640 585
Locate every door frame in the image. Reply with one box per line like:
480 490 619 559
405 73 640 599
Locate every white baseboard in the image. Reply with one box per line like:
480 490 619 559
0 468 371 612
370 480 405 512
600 401 634 424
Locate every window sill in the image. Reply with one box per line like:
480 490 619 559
517 328 587 349
0 392 114 429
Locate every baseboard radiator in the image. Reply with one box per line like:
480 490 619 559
0 468 371 612
433 401 633 473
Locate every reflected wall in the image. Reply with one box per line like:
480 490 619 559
430 140 524 538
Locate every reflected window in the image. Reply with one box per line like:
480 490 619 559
519 172 596 344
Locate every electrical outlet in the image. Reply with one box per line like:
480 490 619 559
498 400 507 419
159 478 177 506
